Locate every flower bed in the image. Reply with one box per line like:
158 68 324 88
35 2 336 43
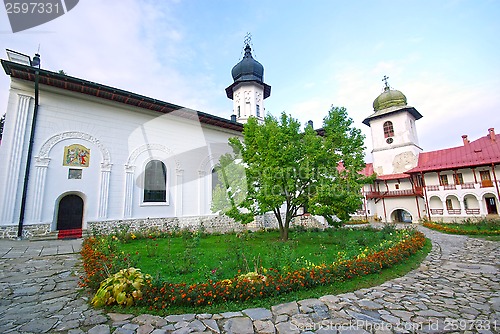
80 228 426 310
139 230 425 309
423 221 500 235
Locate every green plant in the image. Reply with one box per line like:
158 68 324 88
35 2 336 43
91 267 151 307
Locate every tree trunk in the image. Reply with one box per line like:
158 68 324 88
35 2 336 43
281 226 289 241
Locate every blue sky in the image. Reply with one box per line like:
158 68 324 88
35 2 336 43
1 0 499 159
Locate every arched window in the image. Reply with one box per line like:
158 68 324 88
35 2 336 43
144 160 167 202
383 121 394 138
211 167 221 192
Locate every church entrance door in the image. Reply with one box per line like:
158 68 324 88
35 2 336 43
57 194 83 239
485 197 498 215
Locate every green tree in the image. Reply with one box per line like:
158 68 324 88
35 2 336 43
0 114 5 141
212 106 369 241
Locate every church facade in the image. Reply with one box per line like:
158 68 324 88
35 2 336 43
0 45 271 239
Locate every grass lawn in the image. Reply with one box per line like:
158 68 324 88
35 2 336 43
115 227 405 284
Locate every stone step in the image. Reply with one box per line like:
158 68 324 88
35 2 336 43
30 231 59 241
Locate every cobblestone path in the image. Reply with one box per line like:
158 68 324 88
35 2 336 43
0 226 498 333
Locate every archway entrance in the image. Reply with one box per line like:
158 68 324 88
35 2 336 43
57 194 83 239
392 209 413 223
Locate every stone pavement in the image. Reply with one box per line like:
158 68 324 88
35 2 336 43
0 226 498 334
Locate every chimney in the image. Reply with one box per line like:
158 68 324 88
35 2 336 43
307 120 314 128
230 114 237 123
462 135 469 146
488 128 495 141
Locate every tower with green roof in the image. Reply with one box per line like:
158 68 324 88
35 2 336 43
363 77 423 175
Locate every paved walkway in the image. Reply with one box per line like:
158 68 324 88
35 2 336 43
0 227 498 333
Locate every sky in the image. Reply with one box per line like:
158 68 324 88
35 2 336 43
0 0 499 160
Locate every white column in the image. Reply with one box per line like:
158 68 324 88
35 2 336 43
98 163 112 219
479 196 486 216
30 157 51 223
175 169 184 216
442 199 448 216
123 165 135 218
459 198 466 215
1 95 33 223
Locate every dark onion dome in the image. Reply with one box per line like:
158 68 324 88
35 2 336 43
225 44 271 100
373 86 407 111
231 44 264 82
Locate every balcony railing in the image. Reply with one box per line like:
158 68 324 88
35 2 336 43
425 182 491 191
447 209 461 215
465 208 480 215
481 180 493 188
430 209 443 215
365 188 423 199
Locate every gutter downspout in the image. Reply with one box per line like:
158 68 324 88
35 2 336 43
421 172 431 222
18 59 40 238
491 163 500 212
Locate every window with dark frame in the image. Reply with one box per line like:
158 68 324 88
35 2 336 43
383 121 394 138
211 168 221 192
68 169 82 179
455 173 464 185
440 174 449 186
144 160 167 202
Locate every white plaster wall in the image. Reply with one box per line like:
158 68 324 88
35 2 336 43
232 82 264 123
369 112 422 175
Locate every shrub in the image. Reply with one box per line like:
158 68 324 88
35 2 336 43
92 267 151 307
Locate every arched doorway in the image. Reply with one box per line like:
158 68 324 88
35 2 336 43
57 194 83 239
392 209 413 223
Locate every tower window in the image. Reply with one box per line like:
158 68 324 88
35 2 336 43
237 106 241 118
144 160 167 202
383 121 394 138
256 105 260 117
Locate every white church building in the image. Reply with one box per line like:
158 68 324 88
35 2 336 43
0 45 270 239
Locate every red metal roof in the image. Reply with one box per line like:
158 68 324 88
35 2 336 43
360 163 408 180
407 131 500 173
377 173 410 180
360 163 374 176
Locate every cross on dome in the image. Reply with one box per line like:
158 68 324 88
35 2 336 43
382 75 390 91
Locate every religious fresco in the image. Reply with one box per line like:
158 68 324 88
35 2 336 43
63 144 90 167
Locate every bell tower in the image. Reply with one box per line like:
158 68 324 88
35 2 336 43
225 36 271 124
362 77 423 175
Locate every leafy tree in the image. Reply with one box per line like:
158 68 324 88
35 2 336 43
0 114 5 142
212 106 369 241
